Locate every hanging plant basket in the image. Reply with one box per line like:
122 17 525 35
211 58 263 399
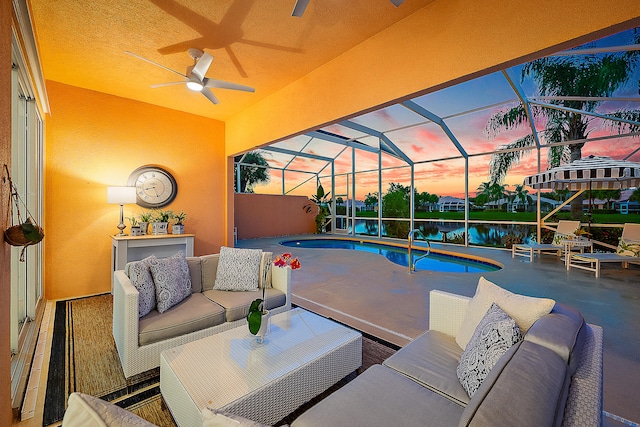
3 164 45 260
4 218 45 247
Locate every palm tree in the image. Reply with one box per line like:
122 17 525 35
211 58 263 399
512 184 532 210
489 182 508 209
475 181 491 207
487 34 640 219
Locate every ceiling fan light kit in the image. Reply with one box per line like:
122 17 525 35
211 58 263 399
186 77 204 92
126 48 254 105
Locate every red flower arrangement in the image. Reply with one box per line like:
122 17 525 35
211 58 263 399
274 253 301 269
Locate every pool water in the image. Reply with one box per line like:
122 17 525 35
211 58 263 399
280 239 500 273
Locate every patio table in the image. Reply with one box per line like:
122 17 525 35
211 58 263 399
160 308 362 426
561 237 593 269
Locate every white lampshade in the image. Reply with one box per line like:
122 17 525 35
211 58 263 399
107 186 137 204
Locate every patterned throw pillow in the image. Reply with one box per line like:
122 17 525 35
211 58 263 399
149 252 192 314
213 246 262 292
456 277 554 350
125 255 156 318
617 239 640 257
457 303 523 397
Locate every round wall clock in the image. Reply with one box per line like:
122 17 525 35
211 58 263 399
127 165 178 208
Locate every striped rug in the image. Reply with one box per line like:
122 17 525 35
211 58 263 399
42 294 397 426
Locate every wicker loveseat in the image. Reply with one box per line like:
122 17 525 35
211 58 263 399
292 281 603 427
113 250 292 378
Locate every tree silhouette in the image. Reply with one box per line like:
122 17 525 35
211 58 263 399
234 151 270 193
487 34 640 218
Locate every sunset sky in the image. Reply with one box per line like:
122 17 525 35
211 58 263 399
248 28 640 201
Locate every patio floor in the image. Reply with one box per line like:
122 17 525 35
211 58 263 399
238 235 640 426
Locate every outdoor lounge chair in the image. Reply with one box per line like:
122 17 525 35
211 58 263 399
569 223 640 277
512 220 581 262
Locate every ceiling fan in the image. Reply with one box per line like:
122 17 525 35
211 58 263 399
125 48 255 105
292 0 405 17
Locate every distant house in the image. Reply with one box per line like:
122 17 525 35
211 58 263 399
437 196 468 212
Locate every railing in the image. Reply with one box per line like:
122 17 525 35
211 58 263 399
408 229 431 273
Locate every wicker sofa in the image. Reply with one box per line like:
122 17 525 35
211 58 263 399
113 252 292 378
292 285 603 427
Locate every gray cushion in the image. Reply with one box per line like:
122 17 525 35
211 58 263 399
125 255 156 318
213 246 262 291
200 254 220 291
139 293 226 346
460 341 570 427
203 288 286 322
457 303 523 397
383 330 469 405
187 256 203 293
150 252 192 313
525 303 586 375
291 364 464 427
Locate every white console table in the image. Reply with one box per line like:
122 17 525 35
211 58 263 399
111 234 195 290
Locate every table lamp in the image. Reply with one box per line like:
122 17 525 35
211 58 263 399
107 186 137 236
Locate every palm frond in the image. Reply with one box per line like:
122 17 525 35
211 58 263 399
489 135 536 184
485 104 528 138
604 109 640 134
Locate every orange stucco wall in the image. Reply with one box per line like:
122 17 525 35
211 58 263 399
234 193 315 239
44 82 226 300
1 0 12 422
226 0 640 156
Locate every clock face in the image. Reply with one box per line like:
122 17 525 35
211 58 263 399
127 166 178 208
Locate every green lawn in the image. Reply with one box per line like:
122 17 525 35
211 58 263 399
354 210 640 224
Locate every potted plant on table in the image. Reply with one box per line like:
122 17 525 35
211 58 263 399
151 209 173 235
127 215 141 236
172 210 187 234
137 210 154 235
247 253 301 342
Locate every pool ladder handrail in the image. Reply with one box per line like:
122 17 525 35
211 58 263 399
408 229 431 273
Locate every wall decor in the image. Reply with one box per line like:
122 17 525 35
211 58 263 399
127 165 178 208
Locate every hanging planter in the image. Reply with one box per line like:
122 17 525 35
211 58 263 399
3 165 44 260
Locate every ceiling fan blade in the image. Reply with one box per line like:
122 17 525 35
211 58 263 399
201 88 220 104
389 0 405 6
204 78 255 93
192 52 214 81
150 81 185 88
292 0 310 17
125 51 185 78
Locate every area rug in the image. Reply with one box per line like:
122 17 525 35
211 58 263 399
42 294 171 426
42 294 397 426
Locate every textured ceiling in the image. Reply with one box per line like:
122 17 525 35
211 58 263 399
29 0 430 121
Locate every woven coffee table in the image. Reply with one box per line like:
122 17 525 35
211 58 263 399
160 308 362 426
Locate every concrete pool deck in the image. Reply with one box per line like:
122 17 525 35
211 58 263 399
238 235 640 426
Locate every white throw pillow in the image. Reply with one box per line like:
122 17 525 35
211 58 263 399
125 255 156 318
456 303 523 397
213 247 262 292
149 252 192 314
455 277 554 350
62 392 155 427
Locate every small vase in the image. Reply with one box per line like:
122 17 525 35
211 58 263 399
138 222 149 235
255 310 270 344
130 226 141 236
172 224 184 234
152 222 168 235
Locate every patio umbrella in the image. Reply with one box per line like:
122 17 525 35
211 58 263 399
523 155 640 231
523 155 640 190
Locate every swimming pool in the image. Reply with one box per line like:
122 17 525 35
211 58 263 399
280 238 501 273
